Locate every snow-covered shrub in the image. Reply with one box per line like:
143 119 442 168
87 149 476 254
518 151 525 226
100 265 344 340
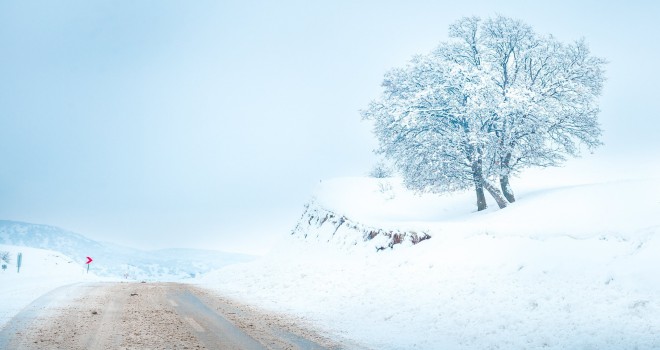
0 251 10 264
369 161 393 178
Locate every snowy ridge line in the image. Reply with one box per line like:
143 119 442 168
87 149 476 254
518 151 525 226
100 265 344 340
0 220 254 279
291 202 430 250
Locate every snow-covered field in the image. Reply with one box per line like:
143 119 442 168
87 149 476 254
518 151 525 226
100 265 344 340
198 159 660 349
0 245 103 328
2 157 658 349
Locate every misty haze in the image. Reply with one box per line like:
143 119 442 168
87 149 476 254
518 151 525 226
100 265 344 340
1 1 660 349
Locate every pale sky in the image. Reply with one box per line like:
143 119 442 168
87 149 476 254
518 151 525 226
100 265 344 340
1 1 658 254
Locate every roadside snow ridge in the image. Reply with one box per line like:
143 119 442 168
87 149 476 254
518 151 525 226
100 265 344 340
291 202 430 251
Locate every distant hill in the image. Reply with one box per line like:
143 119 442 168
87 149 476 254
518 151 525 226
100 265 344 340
0 220 254 280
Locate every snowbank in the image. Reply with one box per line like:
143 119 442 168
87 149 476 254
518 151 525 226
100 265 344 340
198 162 660 349
0 245 101 328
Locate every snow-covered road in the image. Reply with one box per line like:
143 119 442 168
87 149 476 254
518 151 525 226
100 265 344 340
1 282 347 349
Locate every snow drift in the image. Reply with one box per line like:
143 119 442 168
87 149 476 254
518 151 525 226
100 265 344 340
0 244 98 328
199 166 660 350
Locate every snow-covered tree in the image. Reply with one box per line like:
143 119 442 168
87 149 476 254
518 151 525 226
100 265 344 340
362 15 605 211
465 16 605 202
0 251 10 264
362 52 508 210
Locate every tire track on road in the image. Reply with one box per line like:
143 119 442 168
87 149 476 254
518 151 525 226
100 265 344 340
169 288 265 349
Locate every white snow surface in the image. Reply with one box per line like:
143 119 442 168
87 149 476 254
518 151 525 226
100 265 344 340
198 160 660 349
0 244 103 328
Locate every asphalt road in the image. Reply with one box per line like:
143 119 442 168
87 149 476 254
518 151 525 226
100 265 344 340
0 282 346 350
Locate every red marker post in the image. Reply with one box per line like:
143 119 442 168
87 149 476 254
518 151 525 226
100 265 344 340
86 256 93 273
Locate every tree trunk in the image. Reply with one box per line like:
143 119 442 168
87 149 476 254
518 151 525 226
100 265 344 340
483 180 509 209
474 183 487 211
499 175 516 203
499 152 516 203
471 158 488 211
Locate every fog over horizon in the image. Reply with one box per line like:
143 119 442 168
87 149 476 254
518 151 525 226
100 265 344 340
1 1 658 254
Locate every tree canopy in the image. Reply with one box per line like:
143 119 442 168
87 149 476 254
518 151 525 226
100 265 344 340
362 16 606 211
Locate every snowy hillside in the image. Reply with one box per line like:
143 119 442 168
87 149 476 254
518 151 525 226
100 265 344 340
0 244 99 328
302 176 660 244
199 163 660 350
0 221 254 280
